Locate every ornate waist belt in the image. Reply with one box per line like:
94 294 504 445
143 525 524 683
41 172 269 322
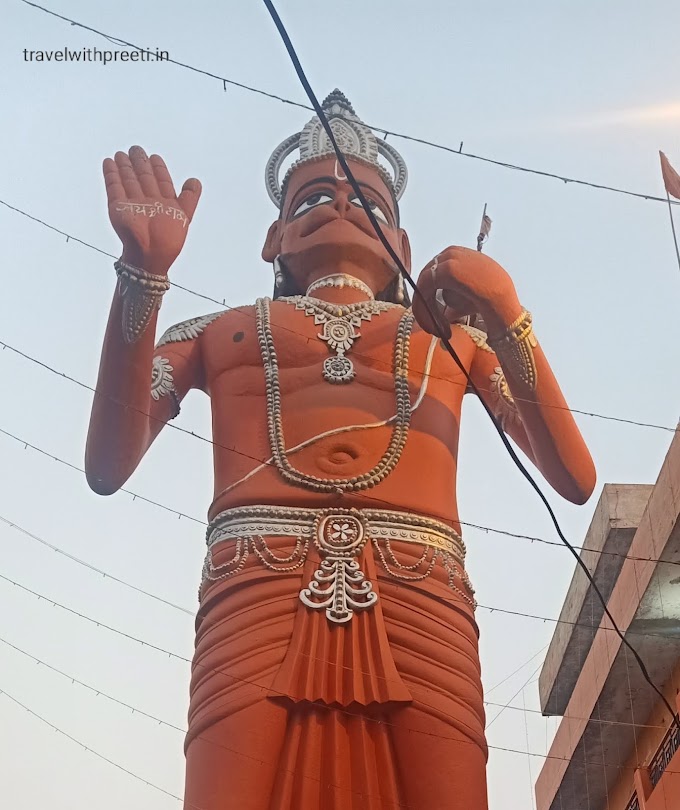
203 506 474 623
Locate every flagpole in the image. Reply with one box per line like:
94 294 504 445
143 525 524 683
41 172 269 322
477 203 488 252
666 190 680 274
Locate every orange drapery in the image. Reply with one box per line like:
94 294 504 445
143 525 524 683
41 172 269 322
184 538 487 810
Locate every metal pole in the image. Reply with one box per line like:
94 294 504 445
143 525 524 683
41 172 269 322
666 190 680 273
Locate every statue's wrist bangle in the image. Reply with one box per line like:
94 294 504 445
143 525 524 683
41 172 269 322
114 259 170 344
115 259 171 292
487 308 538 391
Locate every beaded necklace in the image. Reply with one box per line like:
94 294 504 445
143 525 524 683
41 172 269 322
256 297 414 493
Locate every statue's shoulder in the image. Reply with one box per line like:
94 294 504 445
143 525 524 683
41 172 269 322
452 323 493 354
156 310 230 348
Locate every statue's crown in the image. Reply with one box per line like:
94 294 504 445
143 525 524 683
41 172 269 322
265 89 408 208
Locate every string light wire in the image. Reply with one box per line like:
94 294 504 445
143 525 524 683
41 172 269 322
0 640 406 810
0 687 189 805
485 645 548 697
0 514 193 615
0 633 667 752
2 676 657 789
0 574 674 768
3 348 680 574
0 425 204 525
0 195 677 438
19 0 680 208
6 0 678 797
0 683 413 810
1 545 678 654
486 663 544 730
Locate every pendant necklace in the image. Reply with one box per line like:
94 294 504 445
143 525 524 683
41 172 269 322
278 273 396 384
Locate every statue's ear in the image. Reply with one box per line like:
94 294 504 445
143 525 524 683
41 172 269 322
398 229 412 272
262 220 282 262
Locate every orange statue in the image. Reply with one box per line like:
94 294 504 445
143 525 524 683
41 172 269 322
86 90 595 809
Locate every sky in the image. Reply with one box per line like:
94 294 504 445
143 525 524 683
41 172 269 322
2 1 680 808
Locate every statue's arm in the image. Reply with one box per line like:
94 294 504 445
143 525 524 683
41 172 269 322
86 145 203 494
413 246 596 505
85 311 204 495
465 330 595 504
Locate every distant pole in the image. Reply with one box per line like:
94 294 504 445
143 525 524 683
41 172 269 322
477 203 492 252
666 191 680 274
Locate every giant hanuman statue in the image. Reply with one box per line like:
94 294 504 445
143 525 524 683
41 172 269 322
86 91 595 809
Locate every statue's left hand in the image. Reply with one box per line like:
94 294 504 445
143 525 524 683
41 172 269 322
412 246 520 338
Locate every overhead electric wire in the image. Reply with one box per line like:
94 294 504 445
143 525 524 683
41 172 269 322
20 0 680 208
0 197 238 312
5 424 680 581
0 569 545 758
0 686 190 805
5 510 680 642
4 345 680 576
0 688 416 810
0 640 400 810
486 663 544 730
0 678 642 786
2 545 679 654
0 515 193 616
260 0 678 724
0 659 410 809
0 635 184 729
0 633 667 763
0 530 672 801
11 0 680 761
1 195 678 438
7 545 680 784
1 313 679 705
485 645 548 696
0 426 204 525
1 574 674 770
10 0 680 794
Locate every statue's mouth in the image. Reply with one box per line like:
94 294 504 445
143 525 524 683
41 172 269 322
299 209 377 241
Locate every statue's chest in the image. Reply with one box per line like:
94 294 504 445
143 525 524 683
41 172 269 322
277 314 400 377
205 306 419 397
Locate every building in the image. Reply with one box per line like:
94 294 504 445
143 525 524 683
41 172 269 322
535 433 680 810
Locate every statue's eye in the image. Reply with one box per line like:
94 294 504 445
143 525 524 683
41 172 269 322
349 196 389 225
292 192 333 217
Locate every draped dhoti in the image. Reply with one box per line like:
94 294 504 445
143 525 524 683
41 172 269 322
184 506 488 810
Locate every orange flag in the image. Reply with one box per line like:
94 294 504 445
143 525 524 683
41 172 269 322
660 151 680 200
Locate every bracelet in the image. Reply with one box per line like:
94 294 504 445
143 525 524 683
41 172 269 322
114 259 170 344
114 259 171 293
487 308 538 391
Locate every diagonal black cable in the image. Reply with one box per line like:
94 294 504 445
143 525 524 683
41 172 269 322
261 0 679 725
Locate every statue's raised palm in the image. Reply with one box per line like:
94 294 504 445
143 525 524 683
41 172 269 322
103 145 202 275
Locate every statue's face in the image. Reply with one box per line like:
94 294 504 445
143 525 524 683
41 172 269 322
263 157 410 292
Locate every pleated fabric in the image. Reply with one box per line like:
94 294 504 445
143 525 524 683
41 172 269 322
269 706 405 810
271 548 412 706
184 534 488 810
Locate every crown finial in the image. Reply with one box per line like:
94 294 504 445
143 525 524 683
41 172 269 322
321 89 356 116
265 89 407 208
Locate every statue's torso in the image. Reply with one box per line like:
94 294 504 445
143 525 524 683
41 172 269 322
197 300 475 526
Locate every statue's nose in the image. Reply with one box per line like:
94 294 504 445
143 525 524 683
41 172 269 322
333 192 352 216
